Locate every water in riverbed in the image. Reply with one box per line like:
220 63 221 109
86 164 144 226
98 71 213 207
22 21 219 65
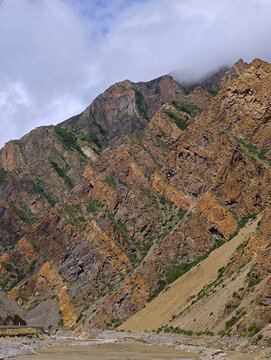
16 342 256 360
16 343 198 360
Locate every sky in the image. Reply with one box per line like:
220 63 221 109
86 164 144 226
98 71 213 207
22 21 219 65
1 0 271 148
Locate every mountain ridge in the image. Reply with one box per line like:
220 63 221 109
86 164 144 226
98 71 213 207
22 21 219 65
0 58 270 346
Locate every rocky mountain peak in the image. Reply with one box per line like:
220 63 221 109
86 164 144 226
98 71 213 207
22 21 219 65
232 58 247 75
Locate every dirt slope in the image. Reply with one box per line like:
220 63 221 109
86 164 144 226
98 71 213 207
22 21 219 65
120 215 261 332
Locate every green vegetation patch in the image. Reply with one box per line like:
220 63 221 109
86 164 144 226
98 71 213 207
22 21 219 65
225 309 247 331
159 195 175 210
171 100 202 117
0 168 8 185
229 213 257 240
78 132 100 146
104 175 118 190
93 121 108 137
155 326 213 336
27 176 56 206
2 262 13 272
29 259 38 273
50 160 74 189
148 279 167 302
206 88 219 96
76 312 83 323
60 202 86 231
106 318 123 329
235 238 250 253
6 270 25 292
8 201 34 225
118 178 129 187
27 298 46 312
164 109 188 130
107 213 128 237
58 318 64 327
138 241 152 260
235 137 271 168
148 238 224 301
165 240 223 285
247 323 261 336
246 274 262 289
104 176 128 190
225 316 238 331
131 138 146 150
86 198 102 215
134 88 149 120
54 126 83 154
73 130 102 155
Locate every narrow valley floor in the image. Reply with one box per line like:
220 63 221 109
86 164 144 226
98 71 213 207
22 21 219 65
1 331 265 360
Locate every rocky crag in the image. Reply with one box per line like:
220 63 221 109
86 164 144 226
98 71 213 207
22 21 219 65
0 59 270 347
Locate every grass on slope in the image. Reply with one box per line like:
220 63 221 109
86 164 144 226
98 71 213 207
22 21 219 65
235 137 271 168
228 212 257 239
171 100 202 117
0 168 8 185
8 201 34 225
164 109 188 130
134 89 149 120
54 126 82 153
50 160 74 189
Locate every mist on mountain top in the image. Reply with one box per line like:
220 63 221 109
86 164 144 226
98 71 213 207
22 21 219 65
1 0 271 148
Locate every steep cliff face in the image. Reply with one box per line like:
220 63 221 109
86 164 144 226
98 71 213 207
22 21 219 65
0 59 270 339
0 75 185 249
121 59 271 338
0 77 215 330
61 75 186 147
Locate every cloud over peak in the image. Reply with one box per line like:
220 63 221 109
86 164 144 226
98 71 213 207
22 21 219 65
1 0 271 148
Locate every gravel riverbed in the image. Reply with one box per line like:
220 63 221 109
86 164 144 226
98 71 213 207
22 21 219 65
0 330 269 360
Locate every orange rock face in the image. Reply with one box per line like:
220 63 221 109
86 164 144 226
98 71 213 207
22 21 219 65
151 172 192 210
10 262 77 328
196 192 238 239
16 236 39 264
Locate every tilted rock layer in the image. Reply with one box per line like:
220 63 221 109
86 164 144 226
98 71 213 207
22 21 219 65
0 59 270 340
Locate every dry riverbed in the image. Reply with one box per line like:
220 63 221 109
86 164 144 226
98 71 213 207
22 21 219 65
0 330 268 360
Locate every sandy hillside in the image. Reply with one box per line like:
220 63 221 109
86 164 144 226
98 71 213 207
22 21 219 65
120 215 261 332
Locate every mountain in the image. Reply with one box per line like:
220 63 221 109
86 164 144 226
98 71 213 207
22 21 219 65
121 58 271 337
0 58 270 342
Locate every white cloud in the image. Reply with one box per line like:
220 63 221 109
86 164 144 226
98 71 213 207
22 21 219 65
1 0 271 148
0 80 31 142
